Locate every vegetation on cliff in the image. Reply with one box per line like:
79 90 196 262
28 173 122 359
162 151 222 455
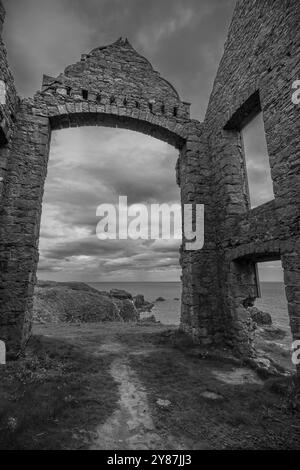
33 281 140 324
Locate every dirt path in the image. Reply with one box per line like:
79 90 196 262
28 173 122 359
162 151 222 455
3 323 297 450
90 340 199 450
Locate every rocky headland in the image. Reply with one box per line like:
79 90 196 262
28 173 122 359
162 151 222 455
33 281 155 324
33 281 292 373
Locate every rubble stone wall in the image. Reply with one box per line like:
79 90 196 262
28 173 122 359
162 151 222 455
204 0 300 355
0 1 18 199
0 30 217 357
0 0 299 365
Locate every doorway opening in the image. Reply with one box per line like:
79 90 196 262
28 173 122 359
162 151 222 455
36 126 182 326
253 260 294 371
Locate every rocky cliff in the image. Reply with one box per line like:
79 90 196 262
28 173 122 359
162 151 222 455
33 281 140 324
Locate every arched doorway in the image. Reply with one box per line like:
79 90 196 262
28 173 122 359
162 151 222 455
0 38 216 358
38 125 182 324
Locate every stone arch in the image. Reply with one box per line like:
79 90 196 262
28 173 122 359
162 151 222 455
48 110 187 149
0 38 214 358
1 1 298 368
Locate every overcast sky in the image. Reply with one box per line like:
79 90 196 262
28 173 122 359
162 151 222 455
3 0 283 282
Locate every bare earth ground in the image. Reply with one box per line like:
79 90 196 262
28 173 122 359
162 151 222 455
0 322 300 450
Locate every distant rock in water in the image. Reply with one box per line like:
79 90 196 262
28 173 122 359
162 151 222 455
156 297 166 302
33 281 139 324
247 306 272 326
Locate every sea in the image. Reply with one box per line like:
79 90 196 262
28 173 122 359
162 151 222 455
89 281 292 345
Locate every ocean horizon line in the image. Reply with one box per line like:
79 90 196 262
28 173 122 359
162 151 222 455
87 280 284 284
38 279 285 284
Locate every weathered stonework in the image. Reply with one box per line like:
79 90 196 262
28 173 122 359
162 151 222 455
204 0 300 359
0 3 18 196
0 0 299 367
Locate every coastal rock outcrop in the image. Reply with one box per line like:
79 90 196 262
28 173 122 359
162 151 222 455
247 307 272 326
133 294 155 313
33 281 139 324
112 298 139 322
133 294 145 308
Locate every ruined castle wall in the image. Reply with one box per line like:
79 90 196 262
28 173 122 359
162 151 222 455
0 0 299 361
178 120 221 345
0 36 217 357
204 0 300 353
0 1 24 354
0 1 18 198
36 38 190 127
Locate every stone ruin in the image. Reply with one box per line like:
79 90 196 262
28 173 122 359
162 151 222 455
0 0 299 368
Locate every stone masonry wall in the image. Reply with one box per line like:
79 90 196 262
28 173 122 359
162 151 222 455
0 0 18 199
0 0 299 364
204 0 300 355
0 33 218 357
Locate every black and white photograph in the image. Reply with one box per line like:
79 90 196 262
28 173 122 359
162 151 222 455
0 0 299 456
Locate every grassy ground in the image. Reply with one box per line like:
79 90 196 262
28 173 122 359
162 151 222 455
0 322 300 450
0 326 119 450
116 325 300 449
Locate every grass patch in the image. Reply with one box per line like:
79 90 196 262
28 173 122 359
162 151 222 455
129 344 300 449
1 322 300 450
0 334 118 450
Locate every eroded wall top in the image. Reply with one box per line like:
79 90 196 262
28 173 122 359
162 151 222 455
33 37 191 124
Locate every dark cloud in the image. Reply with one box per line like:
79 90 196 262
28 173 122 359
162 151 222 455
3 0 235 119
44 236 139 260
38 228 181 281
37 126 181 280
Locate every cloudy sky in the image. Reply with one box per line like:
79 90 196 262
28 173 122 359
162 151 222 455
3 0 282 282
